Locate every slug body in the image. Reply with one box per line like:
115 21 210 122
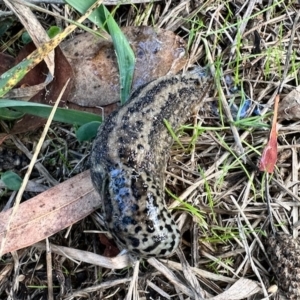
90 72 209 257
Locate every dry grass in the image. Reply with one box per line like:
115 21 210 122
1 0 300 299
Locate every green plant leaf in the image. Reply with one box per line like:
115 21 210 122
76 121 101 141
22 26 62 44
0 59 36 97
0 18 13 38
1 171 23 191
47 26 62 38
64 0 135 104
0 99 102 125
0 107 25 120
21 31 32 44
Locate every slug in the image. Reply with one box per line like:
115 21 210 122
90 71 210 257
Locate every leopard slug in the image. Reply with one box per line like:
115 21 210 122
90 71 210 257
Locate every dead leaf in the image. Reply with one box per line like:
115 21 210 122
0 53 15 75
209 278 262 300
3 0 55 74
6 43 50 99
98 233 120 257
34 242 132 269
128 26 186 89
10 45 73 134
0 170 99 255
62 26 187 107
278 86 300 121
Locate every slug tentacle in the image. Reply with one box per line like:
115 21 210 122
91 72 210 257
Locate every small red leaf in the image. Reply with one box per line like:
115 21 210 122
259 95 279 173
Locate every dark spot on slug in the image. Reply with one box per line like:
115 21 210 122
165 224 174 233
144 242 160 253
135 226 142 233
159 249 167 256
122 216 136 226
128 236 140 248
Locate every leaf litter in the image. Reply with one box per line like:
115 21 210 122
1 0 300 299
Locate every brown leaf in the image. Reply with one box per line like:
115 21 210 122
98 233 120 257
62 26 187 108
0 53 15 74
278 86 300 121
128 26 187 90
3 0 54 74
0 170 99 255
10 45 73 134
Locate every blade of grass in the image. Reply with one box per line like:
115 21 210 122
0 100 102 125
166 188 207 228
164 119 184 149
0 107 24 120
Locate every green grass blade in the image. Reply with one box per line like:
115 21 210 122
0 100 102 126
164 119 184 149
0 107 25 120
166 188 207 228
0 59 36 97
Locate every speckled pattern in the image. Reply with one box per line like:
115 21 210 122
266 233 300 299
90 72 210 257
